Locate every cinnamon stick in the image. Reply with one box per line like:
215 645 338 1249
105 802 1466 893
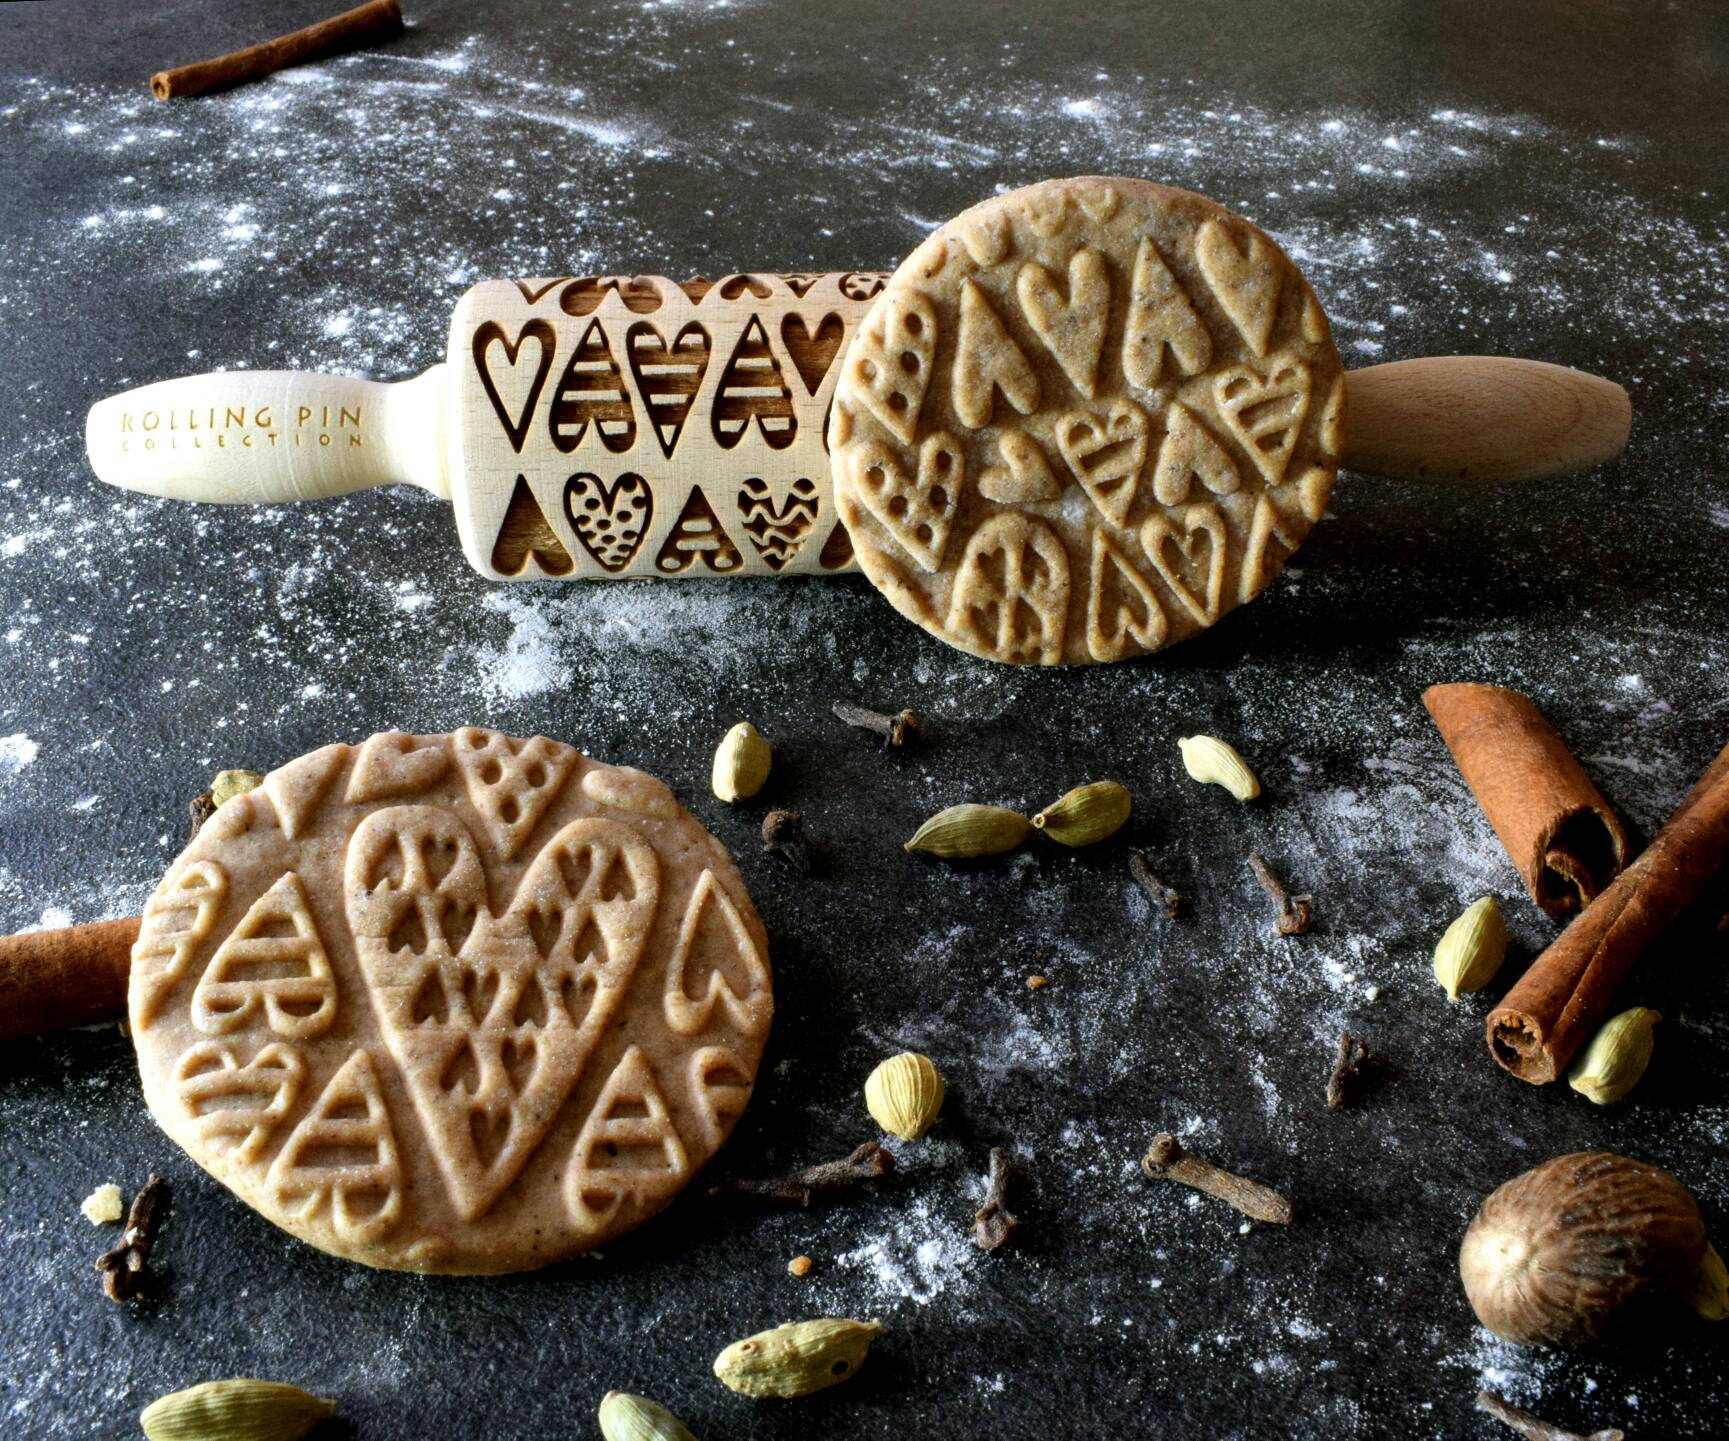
1425 683 1630 917
1490 739 1729 1082
151 0 405 101
0 917 138 1041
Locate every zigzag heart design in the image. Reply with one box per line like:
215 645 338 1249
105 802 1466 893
737 477 819 571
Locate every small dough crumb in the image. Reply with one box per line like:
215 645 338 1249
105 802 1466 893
787 1255 814 1277
81 1183 124 1225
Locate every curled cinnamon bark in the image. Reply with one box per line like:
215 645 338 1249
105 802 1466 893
151 0 405 101
0 917 138 1041
1424 683 1629 917
1490 739 1729 1082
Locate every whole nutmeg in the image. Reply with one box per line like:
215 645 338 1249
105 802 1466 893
1459 1151 1713 1345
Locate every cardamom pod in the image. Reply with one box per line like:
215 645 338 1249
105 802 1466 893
1568 1006 1661 1105
1432 896 1508 1001
1689 1242 1728 1322
904 803 1030 859
1177 735 1261 801
140 1379 335 1441
210 769 265 808
1032 780 1131 847
864 1051 944 1140
711 722 772 803
712 1317 884 1398
598 1390 699 1441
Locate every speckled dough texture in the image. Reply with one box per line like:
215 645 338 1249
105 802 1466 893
128 729 772 1273
830 178 1343 665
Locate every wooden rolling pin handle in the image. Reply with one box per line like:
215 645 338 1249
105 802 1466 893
1340 356 1631 483
85 365 448 505
0 917 138 1041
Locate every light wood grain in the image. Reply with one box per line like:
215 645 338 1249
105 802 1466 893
1340 356 1631 483
449 272 885 579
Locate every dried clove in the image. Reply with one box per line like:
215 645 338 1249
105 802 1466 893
833 700 921 749
973 1147 1020 1251
761 809 819 874
187 791 217 841
1141 1134 1292 1225
1128 852 1189 918
708 1141 894 1207
1248 853 1313 935
95 1172 167 1301
1326 1031 1369 1109
1474 1390 1624 1441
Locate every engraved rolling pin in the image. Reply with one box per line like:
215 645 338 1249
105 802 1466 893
86 179 1631 660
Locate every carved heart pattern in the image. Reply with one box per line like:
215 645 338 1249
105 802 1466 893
626 321 711 458
1056 400 1151 526
737 476 819 571
1140 502 1229 626
472 320 556 453
564 473 654 573
559 275 667 316
780 312 845 395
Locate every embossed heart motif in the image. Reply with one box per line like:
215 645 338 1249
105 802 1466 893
134 729 777 1273
563 473 654 574
1196 219 1282 357
345 731 450 804
1056 400 1150 526
626 321 710 458
779 312 845 395
1140 502 1229 626
472 319 556 453
345 807 664 1222
1214 353 1311 485
978 431 1062 504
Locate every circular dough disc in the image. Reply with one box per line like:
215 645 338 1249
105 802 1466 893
128 729 772 1274
828 177 1345 665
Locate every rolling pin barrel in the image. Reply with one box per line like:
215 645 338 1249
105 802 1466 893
1339 356 1631 483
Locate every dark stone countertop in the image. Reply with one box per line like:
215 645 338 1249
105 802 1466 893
1 2 1725 1437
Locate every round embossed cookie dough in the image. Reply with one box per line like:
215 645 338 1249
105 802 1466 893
128 729 772 1274
827 176 1345 665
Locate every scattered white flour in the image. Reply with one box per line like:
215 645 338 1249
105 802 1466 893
0 11 1724 1438
835 1188 976 1306
0 732 40 776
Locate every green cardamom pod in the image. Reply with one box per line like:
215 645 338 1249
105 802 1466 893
1567 1005 1661 1105
140 1379 334 1441
210 769 265 808
1431 896 1508 1001
598 1390 699 1441
1689 1242 1728 1322
1032 780 1131 846
711 722 772 803
712 1317 884 1398
1177 735 1261 802
904 803 1030 859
